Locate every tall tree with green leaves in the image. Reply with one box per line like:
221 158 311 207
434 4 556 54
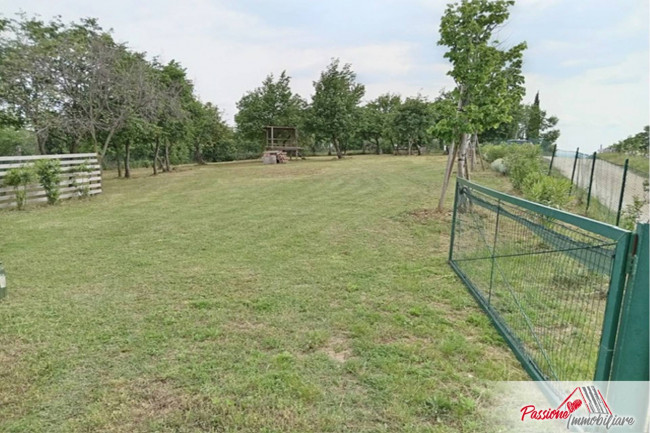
436 0 526 210
308 59 365 159
235 71 305 146
391 95 434 155
357 93 402 154
526 91 541 141
0 15 64 154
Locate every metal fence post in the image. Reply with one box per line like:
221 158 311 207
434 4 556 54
488 200 501 305
610 223 649 380
569 147 579 194
615 159 629 227
594 230 633 380
448 180 459 262
548 144 557 176
586 151 597 212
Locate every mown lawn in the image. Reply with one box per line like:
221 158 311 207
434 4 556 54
0 155 525 432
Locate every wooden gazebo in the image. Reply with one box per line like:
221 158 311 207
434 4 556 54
263 126 304 159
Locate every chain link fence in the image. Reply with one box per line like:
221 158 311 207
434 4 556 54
546 147 649 227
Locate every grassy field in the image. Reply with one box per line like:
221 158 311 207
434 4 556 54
0 155 526 432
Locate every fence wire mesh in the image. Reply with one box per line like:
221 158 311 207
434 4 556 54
450 180 626 381
548 148 649 227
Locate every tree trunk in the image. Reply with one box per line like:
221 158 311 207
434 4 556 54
164 140 171 172
457 133 470 181
37 133 47 155
408 139 412 156
153 138 160 175
476 135 485 170
70 136 81 154
333 138 343 159
194 141 205 165
437 140 458 211
116 156 122 178
375 138 381 155
416 144 422 156
124 139 131 179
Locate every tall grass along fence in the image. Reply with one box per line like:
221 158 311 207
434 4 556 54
449 178 648 384
0 153 102 209
546 147 649 226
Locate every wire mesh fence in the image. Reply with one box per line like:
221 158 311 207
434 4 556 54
547 147 649 227
449 179 632 381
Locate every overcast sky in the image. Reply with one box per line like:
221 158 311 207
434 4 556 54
1 0 647 152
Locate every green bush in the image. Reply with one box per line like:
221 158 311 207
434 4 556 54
522 172 572 209
3 166 36 210
34 159 62 204
482 144 509 163
504 144 543 190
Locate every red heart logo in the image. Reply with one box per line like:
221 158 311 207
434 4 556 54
567 399 582 413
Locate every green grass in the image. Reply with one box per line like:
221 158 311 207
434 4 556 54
0 156 525 432
598 152 649 178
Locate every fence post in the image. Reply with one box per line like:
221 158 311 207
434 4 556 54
547 144 557 176
610 223 649 380
586 151 597 212
488 200 501 305
569 147 579 194
615 159 629 227
594 230 633 380
448 180 459 262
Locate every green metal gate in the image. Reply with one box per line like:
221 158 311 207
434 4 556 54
449 178 648 382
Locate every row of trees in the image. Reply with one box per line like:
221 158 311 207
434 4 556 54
2 1 563 186
0 13 483 169
235 64 472 159
0 15 230 177
604 126 649 155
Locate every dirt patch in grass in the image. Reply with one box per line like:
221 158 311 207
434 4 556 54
320 336 353 363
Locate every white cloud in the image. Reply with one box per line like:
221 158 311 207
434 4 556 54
524 50 648 151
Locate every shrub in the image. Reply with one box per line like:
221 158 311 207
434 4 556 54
34 159 62 204
522 172 572 209
482 144 509 163
504 144 543 190
3 166 36 210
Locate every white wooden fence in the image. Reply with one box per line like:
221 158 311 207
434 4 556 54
0 153 102 209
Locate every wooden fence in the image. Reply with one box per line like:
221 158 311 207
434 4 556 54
0 153 102 209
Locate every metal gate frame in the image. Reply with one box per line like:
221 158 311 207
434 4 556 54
449 178 648 382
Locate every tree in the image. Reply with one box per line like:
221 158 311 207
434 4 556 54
607 126 649 155
308 59 365 159
391 95 434 155
526 91 541 141
436 0 527 210
429 91 458 148
357 94 402 154
235 71 305 147
0 15 64 154
479 94 560 149
189 102 230 163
